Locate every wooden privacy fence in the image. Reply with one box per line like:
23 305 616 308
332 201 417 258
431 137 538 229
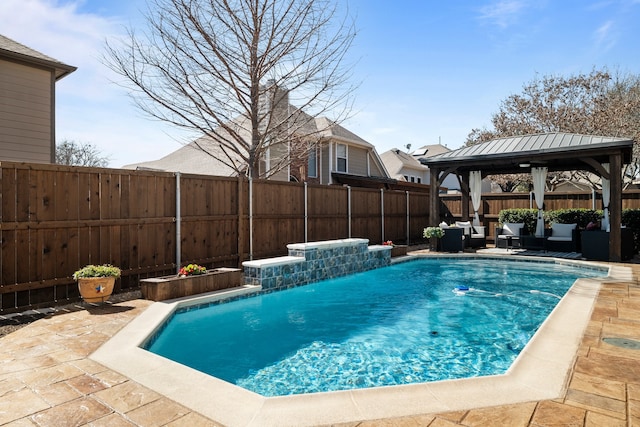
0 162 431 313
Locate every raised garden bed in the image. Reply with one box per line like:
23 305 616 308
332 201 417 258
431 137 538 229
140 268 242 301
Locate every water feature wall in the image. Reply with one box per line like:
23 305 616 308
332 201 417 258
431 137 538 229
242 238 391 290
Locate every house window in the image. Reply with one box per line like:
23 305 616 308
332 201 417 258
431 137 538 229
417 177 422 184
410 176 415 183
308 147 317 178
336 143 347 173
404 175 409 181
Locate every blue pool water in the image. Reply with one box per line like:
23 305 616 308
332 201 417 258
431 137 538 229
145 258 605 396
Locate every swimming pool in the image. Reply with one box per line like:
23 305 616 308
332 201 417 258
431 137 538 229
144 258 605 397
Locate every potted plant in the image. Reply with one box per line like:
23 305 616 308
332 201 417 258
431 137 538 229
423 227 445 251
73 264 121 303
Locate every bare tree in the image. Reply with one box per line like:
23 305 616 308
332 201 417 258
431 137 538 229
55 140 110 167
104 0 357 179
466 69 640 191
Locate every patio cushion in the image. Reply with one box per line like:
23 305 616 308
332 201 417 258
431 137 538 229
547 236 572 242
471 226 485 238
455 221 472 235
502 222 524 236
551 223 576 238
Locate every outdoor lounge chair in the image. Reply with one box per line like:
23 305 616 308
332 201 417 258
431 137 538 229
495 223 525 249
440 227 465 252
456 221 486 248
545 223 579 252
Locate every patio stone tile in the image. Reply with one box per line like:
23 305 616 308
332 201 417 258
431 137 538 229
629 383 640 401
34 381 82 406
85 412 137 426
630 398 640 419
125 398 189 426
568 371 626 401
601 320 640 339
587 345 640 362
65 373 108 394
574 354 640 383
564 388 626 420
0 388 50 425
584 410 626 427
61 332 112 357
530 400 585 426
165 411 226 427
92 380 161 413
584 320 603 337
618 306 640 321
434 410 467 422
92 369 128 387
1 418 39 427
70 358 109 375
0 376 25 397
30 397 111 427
429 417 466 427
461 401 537 426
17 363 84 388
590 306 617 321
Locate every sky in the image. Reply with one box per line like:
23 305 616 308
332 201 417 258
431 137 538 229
1 0 640 167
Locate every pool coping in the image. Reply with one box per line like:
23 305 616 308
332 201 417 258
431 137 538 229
90 254 628 427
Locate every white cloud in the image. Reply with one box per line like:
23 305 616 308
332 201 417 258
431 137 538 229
593 20 618 52
478 0 527 28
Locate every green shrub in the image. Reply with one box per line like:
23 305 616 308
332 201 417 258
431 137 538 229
73 264 121 280
622 209 640 253
498 209 538 234
545 209 601 228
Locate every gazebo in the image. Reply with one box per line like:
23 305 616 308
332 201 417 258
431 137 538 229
420 132 634 262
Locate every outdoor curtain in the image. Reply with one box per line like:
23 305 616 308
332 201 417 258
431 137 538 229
601 163 610 231
470 170 482 227
532 167 548 237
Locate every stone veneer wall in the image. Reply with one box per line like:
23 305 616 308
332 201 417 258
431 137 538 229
242 238 391 290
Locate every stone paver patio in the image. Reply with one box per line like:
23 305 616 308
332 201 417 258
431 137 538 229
0 260 639 426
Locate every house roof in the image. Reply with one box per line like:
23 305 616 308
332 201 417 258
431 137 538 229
123 135 246 175
380 149 428 176
0 34 76 80
314 117 372 148
421 132 634 175
411 144 451 158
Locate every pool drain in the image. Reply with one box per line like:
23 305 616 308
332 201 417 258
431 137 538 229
602 337 640 350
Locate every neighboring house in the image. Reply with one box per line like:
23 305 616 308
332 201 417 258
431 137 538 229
125 86 389 184
0 34 76 163
380 144 460 190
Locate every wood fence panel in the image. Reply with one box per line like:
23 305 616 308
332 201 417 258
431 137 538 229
383 191 407 244
351 188 382 243
408 192 430 242
307 185 348 242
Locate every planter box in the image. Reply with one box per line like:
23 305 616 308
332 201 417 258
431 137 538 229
140 268 242 301
390 245 408 257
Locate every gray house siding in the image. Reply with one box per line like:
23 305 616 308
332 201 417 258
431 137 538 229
0 59 52 163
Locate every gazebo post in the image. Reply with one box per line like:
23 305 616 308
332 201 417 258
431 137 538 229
429 167 441 226
609 152 622 262
460 171 470 222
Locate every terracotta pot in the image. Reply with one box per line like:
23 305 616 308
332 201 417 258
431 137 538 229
77 277 116 303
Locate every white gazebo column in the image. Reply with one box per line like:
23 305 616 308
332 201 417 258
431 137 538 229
470 170 482 227
601 163 610 231
532 167 547 237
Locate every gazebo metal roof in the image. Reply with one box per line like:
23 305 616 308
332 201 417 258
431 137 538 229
422 132 635 262
421 132 634 175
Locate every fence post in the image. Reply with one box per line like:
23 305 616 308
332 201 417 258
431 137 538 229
304 181 308 243
249 176 253 261
380 188 385 243
348 186 352 238
175 172 181 274
406 191 410 245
